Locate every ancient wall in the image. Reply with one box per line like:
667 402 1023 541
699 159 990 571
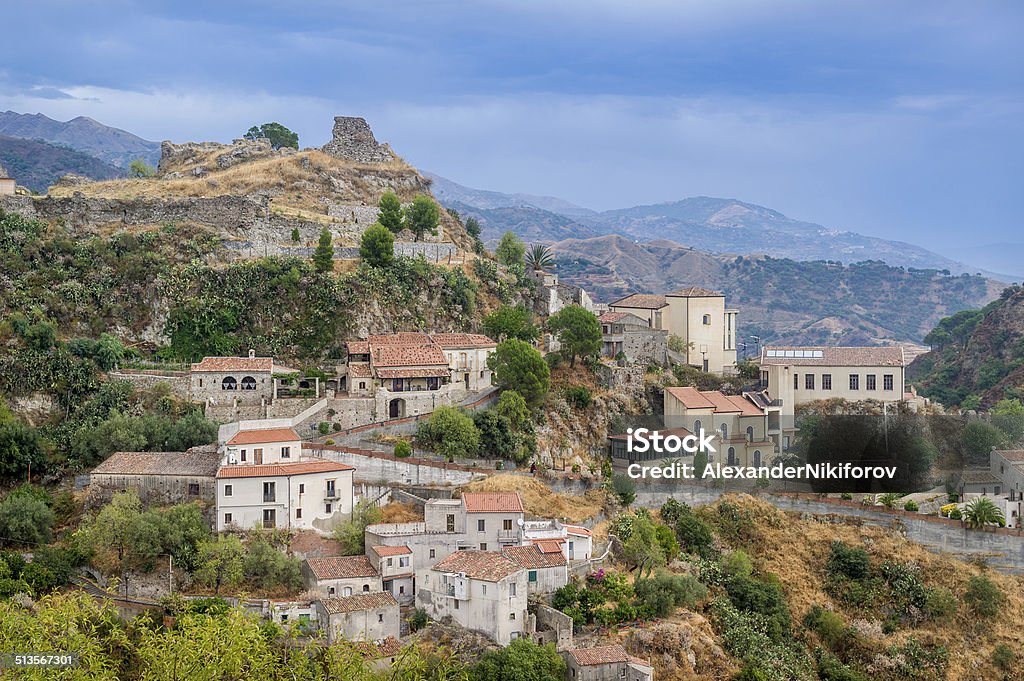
107 371 190 399
320 117 395 163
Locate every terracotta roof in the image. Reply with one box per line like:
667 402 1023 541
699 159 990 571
368 333 432 345
375 367 451 379
430 333 496 348
532 539 565 554
346 341 370 354
725 394 765 417
599 311 628 323
699 391 743 413
347 363 372 378
665 386 716 409
503 545 567 568
431 551 522 581
306 555 378 580
461 492 525 513
371 545 412 557
668 286 722 297
995 450 1024 462
91 449 220 477
317 592 397 614
609 293 668 310
227 427 300 445
358 636 402 659
565 525 592 537
372 344 448 367
569 645 651 668
760 346 904 367
191 356 273 373
216 459 353 478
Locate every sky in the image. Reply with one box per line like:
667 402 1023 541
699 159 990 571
1 0 1022 261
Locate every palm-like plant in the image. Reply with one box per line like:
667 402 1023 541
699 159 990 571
963 497 1005 530
525 243 554 272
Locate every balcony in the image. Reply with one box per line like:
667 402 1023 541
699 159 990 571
498 530 518 544
324 488 339 500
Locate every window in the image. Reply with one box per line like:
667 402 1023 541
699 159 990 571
693 419 702 434
477 519 485 532
702 314 711 325
482 585 487 595
720 423 728 439
359 381 366 390
325 503 332 514
822 374 832 390
446 514 455 532
794 374 799 389
241 450 247 462
281 446 290 458
509 583 517 596
503 519 513 531
528 570 537 583
224 513 232 524
866 374 876 390
883 374 894 391
222 376 237 391
280 614 288 622
805 374 815 390
387 558 393 567
299 483 304 494
363 585 370 592
399 557 409 568
241 376 256 391
480 543 487 551
849 374 859 390
509 612 516 620
327 480 336 498
296 508 302 519
399 586 405 595
329 587 336 596
454 600 459 610
746 426 753 442
378 614 384 623
263 481 276 503
198 378 203 388
224 484 233 497
343 587 352 596
430 549 436 559
188 483 200 496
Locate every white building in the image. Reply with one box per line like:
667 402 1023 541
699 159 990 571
368 545 415 606
564 645 654 681
314 592 400 644
416 550 528 646
431 333 497 393
521 520 594 562
424 492 526 551
303 555 382 597
501 545 568 595
759 346 906 408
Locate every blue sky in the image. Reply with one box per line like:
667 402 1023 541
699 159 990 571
2 0 1022 262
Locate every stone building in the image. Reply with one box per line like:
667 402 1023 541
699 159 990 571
563 645 654 681
313 592 400 644
599 311 668 365
368 545 415 606
302 555 382 597
190 351 303 420
320 116 396 163
501 545 568 595
87 446 221 507
0 163 14 196
431 333 497 392
759 346 906 408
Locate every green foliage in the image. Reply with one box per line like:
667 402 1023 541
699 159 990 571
360 223 395 268
69 409 217 469
660 497 687 524
405 195 440 241
495 231 526 268
563 385 592 409
992 644 1016 672
242 538 303 592
675 510 716 558
129 158 156 178
547 305 601 368
827 542 870 580
312 228 334 273
244 122 299 149
291 227 300 242
633 571 707 617
318 421 330 435
611 473 636 507
710 597 814 681
903 500 919 512
409 607 429 632
962 421 1007 465
417 406 480 460
394 440 412 458
525 244 554 272
482 305 539 342
333 499 384 556
488 339 550 408
922 585 958 619
471 639 566 681
803 605 856 652
963 496 1005 529
964 574 1003 618
724 571 791 642
194 535 245 594
378 191 404 233
0 489 55 547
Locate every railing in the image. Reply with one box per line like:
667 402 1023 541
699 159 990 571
263 494 276 503
498 530 518 543
325 489 339 500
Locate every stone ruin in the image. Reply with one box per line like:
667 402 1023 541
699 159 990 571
157 137 283 177
320 116 396 164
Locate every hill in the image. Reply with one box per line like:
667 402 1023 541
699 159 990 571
908 285 1024 408
425 171 595 217
444 199 601 244
0 136 125 192
550 234 998 345
0 111 160 168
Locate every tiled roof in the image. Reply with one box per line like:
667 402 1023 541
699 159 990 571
375 367 451 379
760 346 904 367
191 356 273 372
430 333 496 348
995 450 1024 462
569 645 651 668
358 636 402 659
306 555 378 580
503 545 567 568
532 539 565 554
725 394 765 417
216 459 353 478
371 545 412 557
699 391 743 413
91 449 220 477
461 492 525 513
346 341 370 354
347 363 372 378
227 427 300 445
609 293 668 310
668 286 722 297
666 387 762 416
372 344 449 367
665 386 716 409
565 525 592 537
368 333 432 345
599 311 628 323
317 592 397 614
432 550 522 581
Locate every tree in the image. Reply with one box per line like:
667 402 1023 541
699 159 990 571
675 512 715 558
360 223 395 268
488 340 550 408
129 159 156 178
333 499 384 555
495 231 525 268
243 122 299 149
992 398 1024 443
405 195 440 241
471 639 566 681
483 305 539 342
667 334 694 356
525 244 554 272
474 410 516 460
612 473 636 507
95 333 125 371
156 503 210 572
194 535 245 594
377 191 404 233
417 406 480 460
243 539 303 592
963 496 1005 530
547 306 601 368
0 489 54 547
621 514 664 577
291 228 300 242
962 421 1007 466
79 490 162 594
313 228 334 273
465 216 484 253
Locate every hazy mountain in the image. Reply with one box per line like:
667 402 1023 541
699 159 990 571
0 111 160 168
445 200 601 244
0 136 125 193
426 172 596 217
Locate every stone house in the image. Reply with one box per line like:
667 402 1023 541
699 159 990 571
269 600 316 631
609 288 738 374
368 545 415 605
502 545 568 595
87 446 220 507
190 351 276 404
599 311 668 365
314 592 400 644
416 550 529 645
663 386 781 467
759 346 905 409
0 168 14 196
521 520 594 562
303 555 382 598
424 492 526 551
431 333 497 393
564 645 654 681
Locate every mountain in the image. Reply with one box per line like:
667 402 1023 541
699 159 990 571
444 200 601 244
428 174 1006 280
908 285 1024 408
0 111 160 168
0 136 125 193
550 234 999 346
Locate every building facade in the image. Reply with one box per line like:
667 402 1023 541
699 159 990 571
314 592 400 644
368 545 415 605
87 446 220 507
303 555 383 597
501 545 568 595
564 645 654 681
599 311 668 365
759 346 906 408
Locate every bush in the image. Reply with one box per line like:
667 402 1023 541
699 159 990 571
332 422 341 432
563 386 593 409
611 473 636 506
0 488 55 547
922 586 958 619
903 500 919 512
803 605 855 651
409 607 429 632
394 441 412 458
826 541 870 581
992 643 1015 672
416 406 480 460
948 507 962 520
840 492 853 500
675 513 716 558
634 572 707 617
317 421 330 435
242 540 303 592
964 574 1003 618
724 572 792 642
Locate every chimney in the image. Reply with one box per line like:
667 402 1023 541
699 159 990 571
248 348 256 359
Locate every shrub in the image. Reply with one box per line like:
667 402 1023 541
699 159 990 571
826 541 871 581
878 492 901 509
964 574 1003 618
416 406 480 460
394 441 412 458
563 386 593 409
332 422 341 432
634 572 707 618
317 421 330 435
803 605 854 651
409 607 429 632
290 228 300 242
724 572 791 641
948 507 962 520
675 513 716 558
840 492 853 500
992 643 1015 672
611 474 636 507
903 500 919 512
922 586 958 619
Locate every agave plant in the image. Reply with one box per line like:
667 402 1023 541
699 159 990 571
525 243 554 272
963 496 1005 530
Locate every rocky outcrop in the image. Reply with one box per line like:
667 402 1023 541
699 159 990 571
158 137 280 176
320 117 395 163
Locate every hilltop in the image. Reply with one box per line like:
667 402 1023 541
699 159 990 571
0 110 161 168
0 135 125 192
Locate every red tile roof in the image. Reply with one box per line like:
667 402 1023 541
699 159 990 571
368 333 432 345
91 449 220 477
599 311 628 323
216 459 353 478
725 394 765 417
668 286 722 297
358 636 402 659
609 293 668 309
461 492 525 513
318 592 397 614
346 341 370 354
996 450 1024 462
431 550 522 581
430 333 496 348
569 645 651 668
347 363 373 378
191 356 273 372
372 344 448 367
227 427 300 445
699 390 743 413
565 525 592 537
760 346 904 367
306 555 378 580
503 545 567 568
532 539 565 554
665 386 716 409
371 545 412 557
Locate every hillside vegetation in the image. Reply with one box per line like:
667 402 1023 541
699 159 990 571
0 135 125 192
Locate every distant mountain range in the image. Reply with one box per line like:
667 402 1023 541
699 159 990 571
0 136 124 193
428 173 1010 281
0 111 160 169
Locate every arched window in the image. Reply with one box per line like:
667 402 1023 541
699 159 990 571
343 587 353 597
727 447 736 466
754 450 762 467
746 426 754 442
222 376 237 391
720 423 728 439
362 584 370 592
693 419 702 435
240 376 257 391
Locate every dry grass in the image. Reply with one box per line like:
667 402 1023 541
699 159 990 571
380 502 422 524
460 474 606 523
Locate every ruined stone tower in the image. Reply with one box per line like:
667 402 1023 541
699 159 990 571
320 116 395 164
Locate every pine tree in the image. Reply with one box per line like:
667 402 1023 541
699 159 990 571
313 228 334 273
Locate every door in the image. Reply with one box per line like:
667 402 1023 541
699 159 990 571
446 514 455 532
262 509 276 529
254 448 263 464
568 541 575 560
